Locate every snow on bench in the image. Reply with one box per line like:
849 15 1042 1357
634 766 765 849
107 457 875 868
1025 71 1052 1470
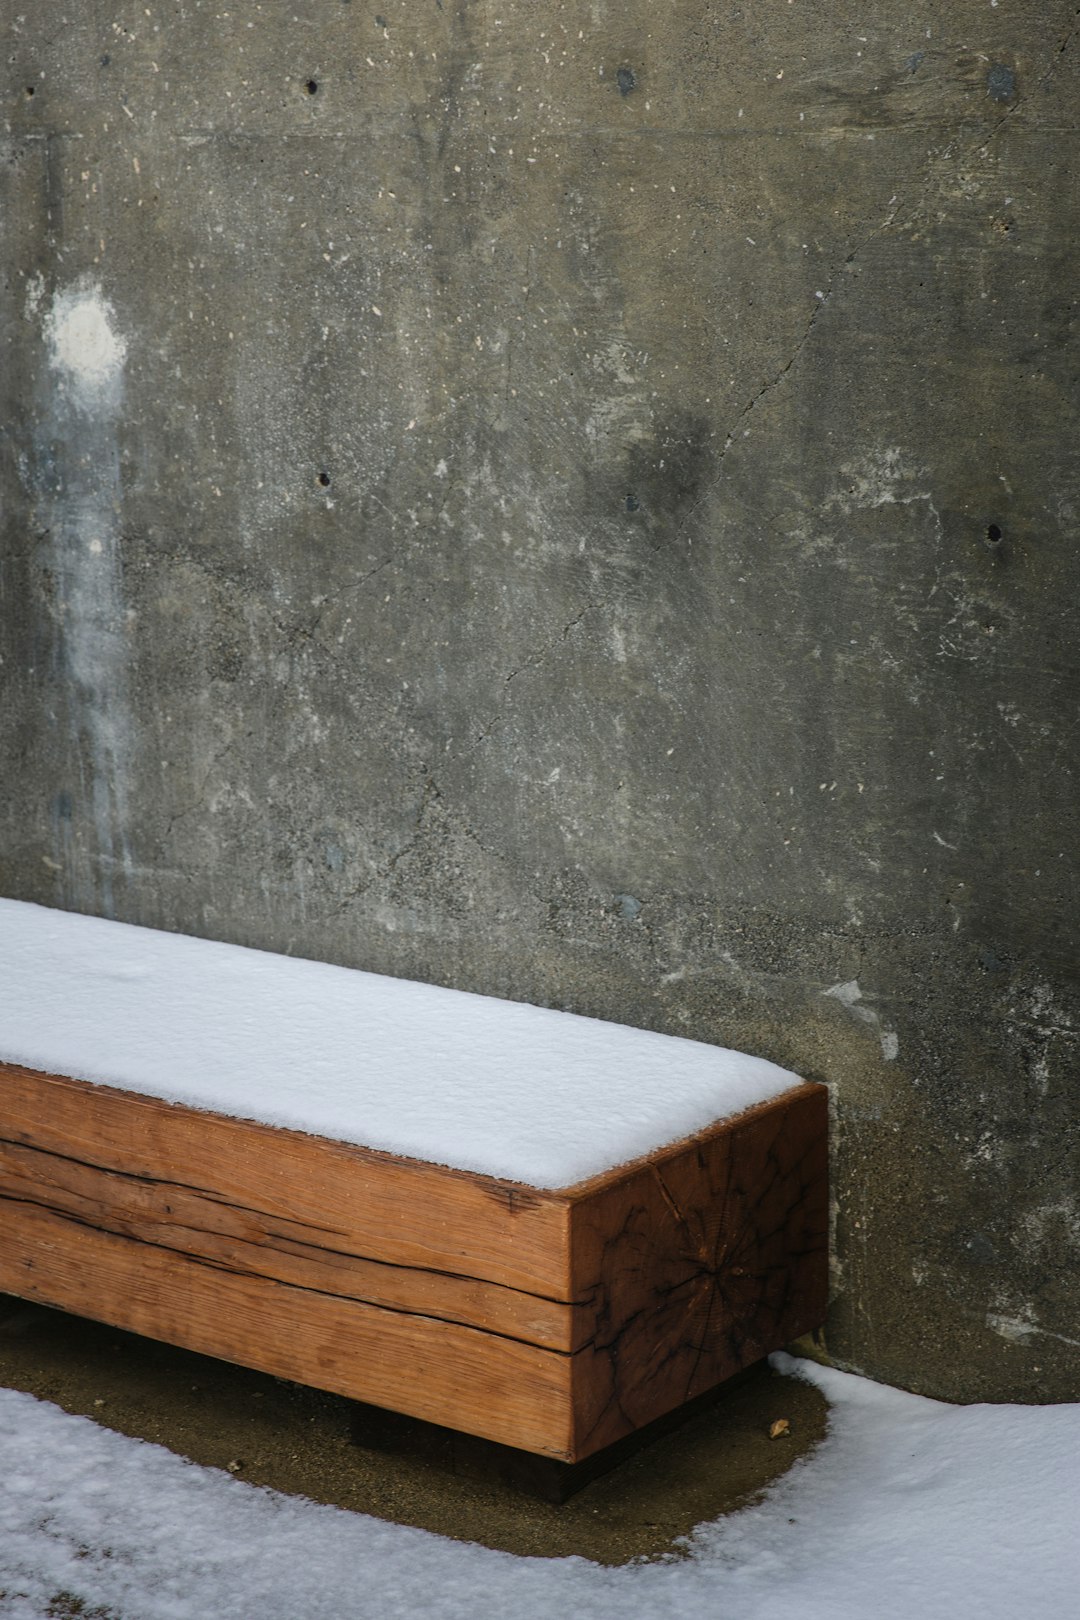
0 900 827 1463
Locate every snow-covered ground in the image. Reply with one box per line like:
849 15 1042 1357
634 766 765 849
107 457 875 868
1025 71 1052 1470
2 1354 1078 1620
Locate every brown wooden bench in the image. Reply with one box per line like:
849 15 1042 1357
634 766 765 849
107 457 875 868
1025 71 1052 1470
0 1059 826 1464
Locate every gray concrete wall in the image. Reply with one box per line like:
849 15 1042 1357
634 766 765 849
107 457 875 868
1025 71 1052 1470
3 1 1078 1401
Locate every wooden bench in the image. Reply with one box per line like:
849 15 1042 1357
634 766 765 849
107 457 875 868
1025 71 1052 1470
0 904 827 1466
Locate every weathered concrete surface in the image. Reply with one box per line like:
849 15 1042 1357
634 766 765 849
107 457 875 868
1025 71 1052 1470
2 3 1078 1402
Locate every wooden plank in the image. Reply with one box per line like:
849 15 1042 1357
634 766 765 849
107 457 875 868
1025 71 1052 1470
0 1197 576 1459
0 1064 571 1297
0 1134 574 1351
566 1085 828 1458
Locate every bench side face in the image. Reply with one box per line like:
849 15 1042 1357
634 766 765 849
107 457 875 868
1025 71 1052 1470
0 1064 571 1293
0 1063 579 1457
567 1084 829 1461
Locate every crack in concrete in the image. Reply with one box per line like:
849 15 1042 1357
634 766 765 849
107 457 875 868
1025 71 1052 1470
679 20 1075 535
963 18 1077 162
971 47 1056 160
296 555 396 645
454 58 1030 758
466 605 592 754
158 738 239 848
679 190 907 539
327 772 446 922
385 775 443 876
502 605 591 690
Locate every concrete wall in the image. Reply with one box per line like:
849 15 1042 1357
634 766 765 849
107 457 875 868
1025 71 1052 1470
3 1 1078 1400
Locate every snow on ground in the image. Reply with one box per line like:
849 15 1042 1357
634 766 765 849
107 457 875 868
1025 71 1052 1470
0 900 800 1187
2 1356 1078 1620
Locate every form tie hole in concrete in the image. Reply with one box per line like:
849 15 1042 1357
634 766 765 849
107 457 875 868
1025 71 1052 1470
986 523 1003 546
625 492 640 513
617 67 637 96
25 85 35 97
317 472 332 488
305 78 320 95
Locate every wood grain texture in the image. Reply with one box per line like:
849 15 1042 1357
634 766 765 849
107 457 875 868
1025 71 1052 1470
0 1061 827 1461
0 1065 569 1296
0 1199 575 1458
567 1084 828 1456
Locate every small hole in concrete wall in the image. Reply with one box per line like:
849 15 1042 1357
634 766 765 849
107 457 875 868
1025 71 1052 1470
317 471 331 488
625 492 640 512
25 85 35 97
305 78 320 95
986 523 1003 544
616 67 637 96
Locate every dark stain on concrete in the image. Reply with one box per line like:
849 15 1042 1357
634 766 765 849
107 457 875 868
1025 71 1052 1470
988 62 1016 101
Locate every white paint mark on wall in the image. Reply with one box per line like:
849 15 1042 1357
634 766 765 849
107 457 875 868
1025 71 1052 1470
987 1310 1080 1351
24 272 46 320
1021 1197 1080 1250
829 447 927 512
823 978 865 1009
821 979 900 1060
36 279 134 915
45 279 127 407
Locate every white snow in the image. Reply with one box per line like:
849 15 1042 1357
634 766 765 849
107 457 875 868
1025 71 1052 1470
0 900 801 1187
1 1355 1078 1620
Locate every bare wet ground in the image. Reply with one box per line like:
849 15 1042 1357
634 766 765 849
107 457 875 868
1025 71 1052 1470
0 1293 828 1566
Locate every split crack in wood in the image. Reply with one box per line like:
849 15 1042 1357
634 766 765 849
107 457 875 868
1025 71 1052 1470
0 1067 827 1461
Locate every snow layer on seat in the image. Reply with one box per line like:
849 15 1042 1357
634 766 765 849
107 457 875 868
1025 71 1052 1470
0 900 801 1187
